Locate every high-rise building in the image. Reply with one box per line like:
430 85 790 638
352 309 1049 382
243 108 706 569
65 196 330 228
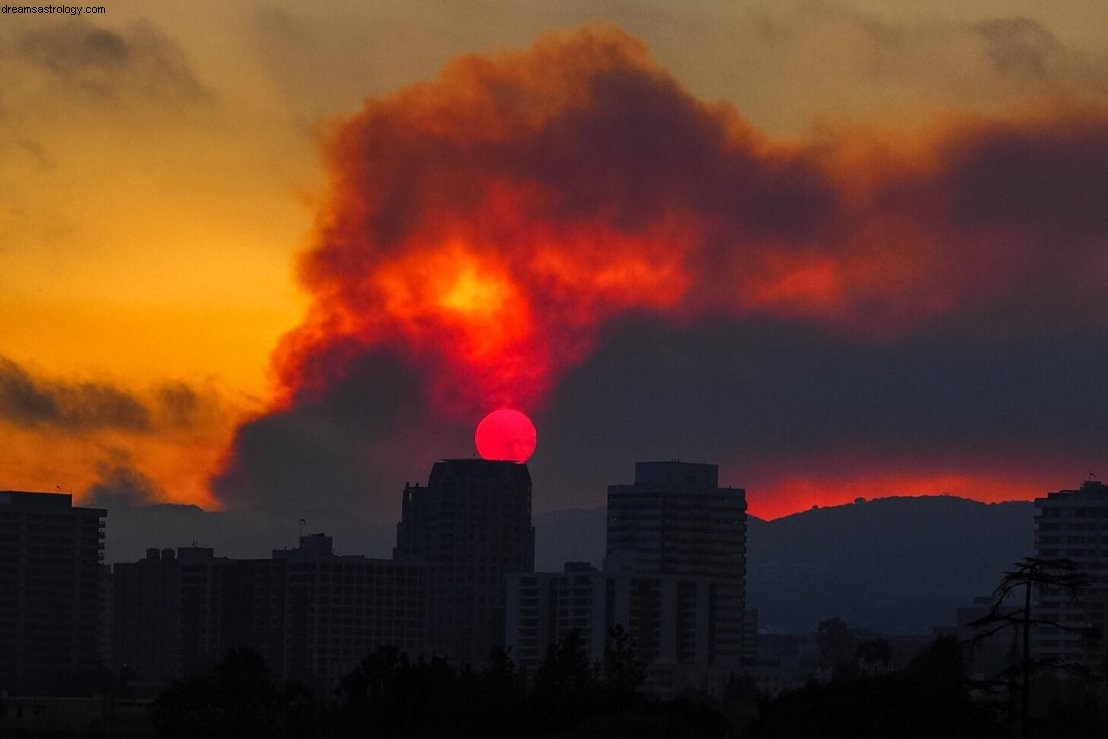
175 547 288 679
505 461 748 697
0 491 106 695
395 459 534 664
606 461 747 667
1032 478 1108 674
280 534 424 687
112 548 181 682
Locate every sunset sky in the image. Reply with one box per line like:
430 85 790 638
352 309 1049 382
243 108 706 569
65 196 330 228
3 1 1108 521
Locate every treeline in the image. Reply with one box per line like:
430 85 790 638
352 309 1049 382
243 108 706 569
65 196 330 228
748 635 1004 739
152 629 731 739
749 633 1108 739
148 632 1108 738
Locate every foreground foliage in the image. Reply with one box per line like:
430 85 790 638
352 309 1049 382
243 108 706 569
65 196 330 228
152 633 728 739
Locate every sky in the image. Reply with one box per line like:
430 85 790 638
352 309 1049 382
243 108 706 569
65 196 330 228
3 0 1108 524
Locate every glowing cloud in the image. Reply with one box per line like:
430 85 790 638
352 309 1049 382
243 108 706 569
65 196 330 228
214 24 1108 513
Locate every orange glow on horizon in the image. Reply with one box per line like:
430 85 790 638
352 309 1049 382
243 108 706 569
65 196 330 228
746 471 1055 521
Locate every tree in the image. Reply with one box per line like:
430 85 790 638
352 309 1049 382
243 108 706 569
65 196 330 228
816 617 857 675
153 647 313 739
601 625 646 695
969 557 1093 739
854 638 892 676
535 629 597 696
749 635 1003 739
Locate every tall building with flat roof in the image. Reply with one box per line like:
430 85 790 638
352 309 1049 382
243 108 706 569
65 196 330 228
112 548 181 682
606 461 747 672
506 462 748 697
280 534 424 688
395 459 534 665
0 491 106 695
1032 478 1108 674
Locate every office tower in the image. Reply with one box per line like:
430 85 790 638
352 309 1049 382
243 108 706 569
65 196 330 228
395 459 534 664
115 546 285 683
1032 478 1108 673
280 534 424 687
0 491 106 695
505 461 748 696
112 548 181 682
606 461 747 668
175 547 288 678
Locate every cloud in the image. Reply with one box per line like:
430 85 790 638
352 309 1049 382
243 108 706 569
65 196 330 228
0 356 229 433
212 349 455 512
975 17 1066 81
11 20 206 103
212 24 1108 517
0 356 149 430
83 451 163 508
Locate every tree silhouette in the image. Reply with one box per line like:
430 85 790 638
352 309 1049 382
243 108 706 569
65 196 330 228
535 629 597 696
816 617 856 675
601 625 646 695
749 635 1004 739
854 638 892 676
152 647 313 739
969 557 1094 739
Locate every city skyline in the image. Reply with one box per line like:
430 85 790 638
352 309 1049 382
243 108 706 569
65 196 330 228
4 3 1108 523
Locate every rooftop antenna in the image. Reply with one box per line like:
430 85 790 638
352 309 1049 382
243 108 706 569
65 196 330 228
299 518 306 539
1090 472 1099 481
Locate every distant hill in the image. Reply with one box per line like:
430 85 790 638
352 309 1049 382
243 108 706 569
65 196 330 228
102 494 1036 635
748 496 1036 634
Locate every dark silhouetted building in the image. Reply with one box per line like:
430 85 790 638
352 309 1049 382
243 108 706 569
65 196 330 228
506 461 747 696
1032 478 1108 674
395 459 534 664
111 535 423 690
606 461 748 667
175 546 288 678
112 548 181 682
115 546 283 682
279 534 424 688
0 491 106 695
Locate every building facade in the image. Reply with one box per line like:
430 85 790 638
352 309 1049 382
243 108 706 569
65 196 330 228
0 491 106 696
395 459 535 665
280 534 424 687
112 535 424 689
1032 478 1108 673
112 548 181 682
505 461 748 696
606 461 748 668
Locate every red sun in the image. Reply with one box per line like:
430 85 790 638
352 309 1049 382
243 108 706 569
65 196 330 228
475 409 537 463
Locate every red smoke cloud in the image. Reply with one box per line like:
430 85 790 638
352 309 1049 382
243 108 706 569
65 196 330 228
275 25 1108 421
217 25 1108 513
273 25 840 418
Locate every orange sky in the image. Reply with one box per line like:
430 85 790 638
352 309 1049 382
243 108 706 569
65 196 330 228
3 2 1108 515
